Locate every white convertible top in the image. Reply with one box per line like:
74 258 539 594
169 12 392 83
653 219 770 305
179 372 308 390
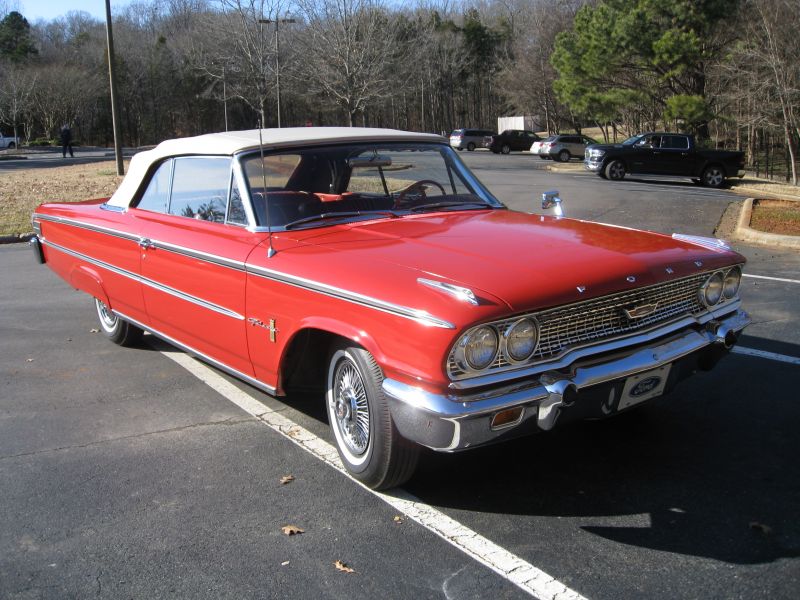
106 127 445 208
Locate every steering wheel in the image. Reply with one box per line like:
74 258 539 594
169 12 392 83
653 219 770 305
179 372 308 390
394 179 447 208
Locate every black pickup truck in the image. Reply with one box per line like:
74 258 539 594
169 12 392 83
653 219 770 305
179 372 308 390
584 132 745 188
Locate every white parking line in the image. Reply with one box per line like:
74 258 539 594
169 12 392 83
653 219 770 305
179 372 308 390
159 348 588 600
732 346 800 365
743 273 800 285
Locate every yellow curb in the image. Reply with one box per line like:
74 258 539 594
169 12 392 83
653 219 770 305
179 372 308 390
735 198 800 249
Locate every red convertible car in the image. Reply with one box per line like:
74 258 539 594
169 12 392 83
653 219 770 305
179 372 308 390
32 127 750 489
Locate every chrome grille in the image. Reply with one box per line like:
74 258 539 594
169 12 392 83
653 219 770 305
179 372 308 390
448 273 710 379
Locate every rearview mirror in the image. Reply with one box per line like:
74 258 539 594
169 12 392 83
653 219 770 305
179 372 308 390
348 155 392 169
541 190 563 216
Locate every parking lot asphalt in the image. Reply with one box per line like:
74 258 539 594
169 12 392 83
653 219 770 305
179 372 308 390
2 151 799 599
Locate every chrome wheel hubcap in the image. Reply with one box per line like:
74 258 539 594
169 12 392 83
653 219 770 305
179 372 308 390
332 360 370 456
610 163 624 178
95 299 117 330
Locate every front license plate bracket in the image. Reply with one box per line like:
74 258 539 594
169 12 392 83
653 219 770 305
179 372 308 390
618 364 671 410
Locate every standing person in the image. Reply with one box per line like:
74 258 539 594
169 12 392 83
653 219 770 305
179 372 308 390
60 125 74 158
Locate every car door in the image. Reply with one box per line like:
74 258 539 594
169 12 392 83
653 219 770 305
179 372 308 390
629 134 660 174
657 135 694 176
132 156 262 377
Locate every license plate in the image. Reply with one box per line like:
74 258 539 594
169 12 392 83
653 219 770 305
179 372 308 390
618 365 671 410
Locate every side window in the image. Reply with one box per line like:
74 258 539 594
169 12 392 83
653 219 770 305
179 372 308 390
226 177 248 226
168 157 231 222
137 160 173 213
664 136 690 149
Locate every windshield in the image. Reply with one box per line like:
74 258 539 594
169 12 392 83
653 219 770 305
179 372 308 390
622 135 645 146
239 142 502 229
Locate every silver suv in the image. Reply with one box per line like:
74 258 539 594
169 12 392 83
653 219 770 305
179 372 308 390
538 134 599 162
449 128 495 151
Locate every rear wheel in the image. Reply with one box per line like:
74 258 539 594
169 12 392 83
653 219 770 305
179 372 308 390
94 298 142 346
8 142 15 149
558 149 571 162
501 144 511 154
605 159 626 181
467 142 476 151
539 155 548 160
701 165 725 188
326 343 419 490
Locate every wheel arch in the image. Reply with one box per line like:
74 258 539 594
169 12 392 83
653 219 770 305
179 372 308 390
69 264 111 306
277 319 385 395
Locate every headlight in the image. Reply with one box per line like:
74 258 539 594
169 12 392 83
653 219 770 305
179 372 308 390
504 318 539 363
701 272 724 306
588 148 606 158
462 326 498 370
723 266 742 299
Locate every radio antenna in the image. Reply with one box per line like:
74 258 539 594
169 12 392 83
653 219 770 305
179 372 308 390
258 119 276 258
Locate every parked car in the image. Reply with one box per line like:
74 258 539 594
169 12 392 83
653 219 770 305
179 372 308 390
0 132 19 149
530 135 557 159
32 127 750 490
539 134 599 162
449 128 495 151
486 130 540 154
585 132 746 187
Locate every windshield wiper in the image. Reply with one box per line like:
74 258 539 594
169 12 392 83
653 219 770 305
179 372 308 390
408 200 493 213
284 210 398 230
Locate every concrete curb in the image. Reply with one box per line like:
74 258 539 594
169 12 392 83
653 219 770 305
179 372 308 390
735 198 800 249
545 163 585 173
729 185 800 202
0 233 35 245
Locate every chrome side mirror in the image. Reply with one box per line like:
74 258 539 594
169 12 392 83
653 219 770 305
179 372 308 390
541 190 563 216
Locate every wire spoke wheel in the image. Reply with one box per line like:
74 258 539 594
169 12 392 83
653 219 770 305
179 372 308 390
332 360 371 457
95 299 118 332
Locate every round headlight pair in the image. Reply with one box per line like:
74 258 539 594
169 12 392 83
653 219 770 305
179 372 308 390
460 318 539 371
701 267 742 307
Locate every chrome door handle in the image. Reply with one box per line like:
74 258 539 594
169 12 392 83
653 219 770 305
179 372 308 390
138 238 153 249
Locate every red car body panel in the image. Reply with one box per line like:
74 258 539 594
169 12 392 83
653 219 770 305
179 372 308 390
35 198 744 396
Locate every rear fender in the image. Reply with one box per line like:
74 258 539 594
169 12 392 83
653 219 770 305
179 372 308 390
69 264 110 306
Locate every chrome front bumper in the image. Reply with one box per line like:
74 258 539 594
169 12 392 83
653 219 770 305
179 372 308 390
584 158 602 172
383 309 750 451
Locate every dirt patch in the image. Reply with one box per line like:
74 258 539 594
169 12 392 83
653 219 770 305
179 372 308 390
0 160 127 236
749 199 800 236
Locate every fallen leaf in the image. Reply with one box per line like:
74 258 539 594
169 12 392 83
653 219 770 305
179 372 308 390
281 525 304 536
280 475 295 485
90 328 99 333
334 560 355 573
749 521 773 535
281 560 290 566
25 358 34 362
393 515 404 524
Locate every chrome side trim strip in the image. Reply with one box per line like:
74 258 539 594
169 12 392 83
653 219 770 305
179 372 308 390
41 239 245 321
446 301 741 390
113 309 277 395
149 239 247 272
247 264 456 329
35 212 453 329
33 213 140 243
99 203 125 213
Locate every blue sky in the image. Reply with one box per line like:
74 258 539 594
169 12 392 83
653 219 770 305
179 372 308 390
18 1 135 22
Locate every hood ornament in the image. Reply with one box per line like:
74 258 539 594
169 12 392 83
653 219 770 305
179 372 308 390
418 278 478 305
541 190 563 217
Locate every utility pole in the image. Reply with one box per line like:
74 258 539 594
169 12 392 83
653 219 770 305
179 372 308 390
104 0 124 175
258 16 296 128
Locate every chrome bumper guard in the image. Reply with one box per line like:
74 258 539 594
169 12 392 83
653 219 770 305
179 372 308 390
584 159 602 172
383 309 750 452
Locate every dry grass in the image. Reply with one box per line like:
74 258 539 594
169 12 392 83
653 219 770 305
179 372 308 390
749 199 800 236
1 160 127 236
729 177 800 201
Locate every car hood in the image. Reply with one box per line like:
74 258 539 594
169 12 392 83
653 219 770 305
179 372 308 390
273 210 741 316
587 143 628 151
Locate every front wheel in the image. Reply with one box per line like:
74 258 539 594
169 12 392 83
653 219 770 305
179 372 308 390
558 149 570 162
467 142 476 151
94 298 143 346
7 142 15 149
605 159 626 181
701 165 725 188
326 343 419 490
501 144 511 154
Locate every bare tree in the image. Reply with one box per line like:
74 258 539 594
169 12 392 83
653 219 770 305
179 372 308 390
294 0 400 126
0 62 36 140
